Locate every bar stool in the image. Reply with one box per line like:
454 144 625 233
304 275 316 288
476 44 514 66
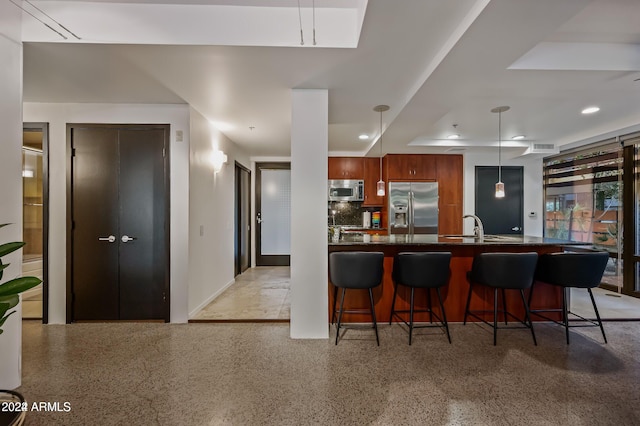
531 251 609 344
389 252 452 344
463 252 538 345
330 251 384 345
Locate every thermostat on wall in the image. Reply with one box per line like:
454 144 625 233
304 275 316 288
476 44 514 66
528 211 536 217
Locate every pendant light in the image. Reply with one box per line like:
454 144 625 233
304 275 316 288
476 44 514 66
374 105 390 196
491 106 510 198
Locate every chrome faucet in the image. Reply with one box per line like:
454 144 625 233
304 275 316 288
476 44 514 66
463 214 485 239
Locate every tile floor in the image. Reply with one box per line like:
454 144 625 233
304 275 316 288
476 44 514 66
570 287 640 320
193 266 290 320
16 320 640 425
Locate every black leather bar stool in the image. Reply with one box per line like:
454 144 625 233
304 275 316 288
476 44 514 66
389 252 452 344
464 252 538 345
330 251 384 345
531 251 609 344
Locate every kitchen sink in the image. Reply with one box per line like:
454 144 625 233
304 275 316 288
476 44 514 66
440 234 520 242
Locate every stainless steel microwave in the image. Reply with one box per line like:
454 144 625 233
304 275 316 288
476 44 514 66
328 179 364 202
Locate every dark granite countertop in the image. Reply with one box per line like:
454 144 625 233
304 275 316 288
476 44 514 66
329 234 587 246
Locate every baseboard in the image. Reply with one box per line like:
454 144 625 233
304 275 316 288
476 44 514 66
188 278 235 319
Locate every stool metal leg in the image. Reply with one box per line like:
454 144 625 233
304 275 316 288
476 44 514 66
436 287 451 344
409 288 415 345
427 289 433 323
368 288 380 346
463 282 474 325
493 288 498 346
588 288 607 344
335 288 346 345
331 285 338 325
389 282 399 325
562 287 570 344
520 289 537 346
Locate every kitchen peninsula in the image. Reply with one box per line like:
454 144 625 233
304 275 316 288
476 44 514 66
328 234 584 323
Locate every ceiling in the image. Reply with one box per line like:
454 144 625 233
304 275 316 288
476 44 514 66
20 0 640 157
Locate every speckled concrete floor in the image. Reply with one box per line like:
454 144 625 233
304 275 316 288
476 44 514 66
17 321 640 425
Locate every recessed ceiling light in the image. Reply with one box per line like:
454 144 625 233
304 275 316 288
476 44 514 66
512 135 525 140
358 134 369 140
447 134 460 140
581 106 600 115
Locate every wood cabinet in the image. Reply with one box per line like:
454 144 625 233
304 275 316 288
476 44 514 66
363 157 384 206
386 154 436 180
328 157 364 180
435 154 464 235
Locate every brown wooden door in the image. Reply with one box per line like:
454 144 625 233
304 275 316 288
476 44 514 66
363 157 384 206
415 155 436 180
436 155 463 234
69 125 169 322
328 157 364 179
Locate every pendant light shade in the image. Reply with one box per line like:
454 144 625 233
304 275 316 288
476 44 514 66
374 105 390 197
491 106 510 198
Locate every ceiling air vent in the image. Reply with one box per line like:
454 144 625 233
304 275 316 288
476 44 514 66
523 142 558 155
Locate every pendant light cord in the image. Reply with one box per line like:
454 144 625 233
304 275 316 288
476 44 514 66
312 0 317 45
379 110 383 180
498 110 502 182
297 0 304 45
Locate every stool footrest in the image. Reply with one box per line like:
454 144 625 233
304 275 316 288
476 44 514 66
466 310 532 330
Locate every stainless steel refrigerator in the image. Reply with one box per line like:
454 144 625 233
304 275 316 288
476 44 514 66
388 182 439 235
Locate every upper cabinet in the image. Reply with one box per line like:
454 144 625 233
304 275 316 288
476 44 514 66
363 157 384 206
386 154 436 180
328 157 364 180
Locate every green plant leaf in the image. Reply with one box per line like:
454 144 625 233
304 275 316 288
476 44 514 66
0 259 6 281
0 242 25 258
0 295 19 310
0 276 42 297
0 310 17 333
0 300 11 318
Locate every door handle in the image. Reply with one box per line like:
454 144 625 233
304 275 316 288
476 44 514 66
98 235 116 243
511 226 522 231
121 235 137 243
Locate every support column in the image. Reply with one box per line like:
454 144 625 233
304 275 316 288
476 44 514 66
290 89 328 338
0 3 25 389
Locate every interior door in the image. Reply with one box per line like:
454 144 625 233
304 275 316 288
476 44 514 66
235 163 251 276
475 166 524 235
118 129 168 320
69 125 169 322
256 162 290 266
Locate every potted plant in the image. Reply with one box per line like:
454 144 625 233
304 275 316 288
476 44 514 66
0 223 42 335
0 222 41 420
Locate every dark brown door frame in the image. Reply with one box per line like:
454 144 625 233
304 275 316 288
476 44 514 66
66 123 171 323
255 162 290 266
234 161 251 276
23 122 49 324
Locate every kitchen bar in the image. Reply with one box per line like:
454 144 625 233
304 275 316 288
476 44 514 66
328 234 585 323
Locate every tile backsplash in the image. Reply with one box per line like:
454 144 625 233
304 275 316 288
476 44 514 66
328 201 380 226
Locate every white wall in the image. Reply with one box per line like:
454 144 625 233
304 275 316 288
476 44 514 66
0 3 25 389
22 102 190 323
188 108 250 317
290 89 328 338
463 152 544 237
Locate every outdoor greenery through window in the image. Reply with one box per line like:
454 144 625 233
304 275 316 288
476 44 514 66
543 141 623 289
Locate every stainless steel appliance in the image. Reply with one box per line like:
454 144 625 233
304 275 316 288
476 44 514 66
388 182 438 234
328 179 364 202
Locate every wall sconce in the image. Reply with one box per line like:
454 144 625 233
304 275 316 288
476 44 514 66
212 149 228 173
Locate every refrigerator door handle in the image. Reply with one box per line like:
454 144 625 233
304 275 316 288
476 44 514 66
409 190 414 235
